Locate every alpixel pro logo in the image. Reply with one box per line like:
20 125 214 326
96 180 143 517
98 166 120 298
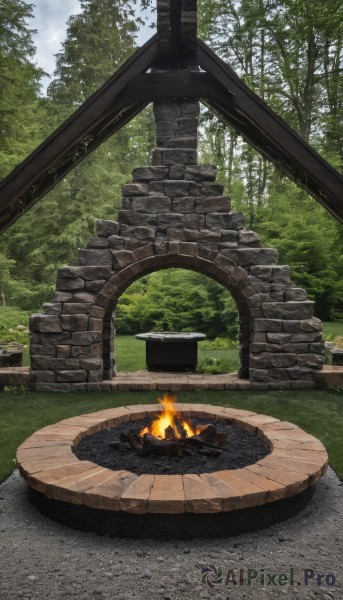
201 566 337 588
201 565 223 588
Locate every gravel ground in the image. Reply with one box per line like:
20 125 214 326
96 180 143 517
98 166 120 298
0 468 342 600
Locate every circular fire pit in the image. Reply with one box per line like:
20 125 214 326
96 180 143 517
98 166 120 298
17 404 328 539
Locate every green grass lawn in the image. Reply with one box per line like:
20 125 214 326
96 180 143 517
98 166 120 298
322 321 343 338
0 388 342 483
115 336 239 373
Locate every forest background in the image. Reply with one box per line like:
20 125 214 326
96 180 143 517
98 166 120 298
0 0 342 343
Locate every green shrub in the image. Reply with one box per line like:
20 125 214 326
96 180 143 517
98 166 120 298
197 357 228 374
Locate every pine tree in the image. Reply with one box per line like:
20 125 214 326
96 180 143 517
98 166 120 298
0 0 45 178
1 0 154 310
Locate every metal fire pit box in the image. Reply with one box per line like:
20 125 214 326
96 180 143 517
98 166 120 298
135 332 206 371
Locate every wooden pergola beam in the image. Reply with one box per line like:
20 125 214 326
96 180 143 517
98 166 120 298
0 15 342 232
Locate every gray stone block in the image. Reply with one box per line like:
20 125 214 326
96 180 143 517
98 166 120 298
74 292 96 303
222 248 278 267
269 290 284 301
164 180 190 197
158 213 185 228
154 241 169 255
200 183 225 196
284 288 307 301
206 212 245 230
297 354 324 368
56 345 71 358
184 228 199 241
198 230 221 243
221 230 238 244
63 303 92 315
249 265 273 281
33 370 56 383
153 100 180 121
30 314 62 333
124 238 151 250
30 344 56 357
166 228 185 241
132 166 168 181
289 332 322 343
263 301 314 320
272 266 290 284
250 353 297 368
161 148 197 165
253 319 283 332
43 303 62 315
179 100 200 117
300 318 322 332
238 229 261 246
171 197 195 213
87 237 109 249
169 165 185 179
58 266 112 281
96 220 120 237
249 368 270 382
112 249 135 268
282 320 301 333
80 358 102 370
309 342 325 354
131 196 171 213
52 291 73 302
179 118 198 136
122 182 149 196
86 279 106 292
60 314 89 331
282 343 309 354
148 181 164 195
78 249 112 266
266 333 291 344
195 196 230 213
185 165 217 182
56 277 85 291
31 357 80 370
70 344 102 358
118 210 158 227
40 332 72 345
56 370 87 383
121 197 131 210
119 226 156 242
163 136 197 149
107 235 125 249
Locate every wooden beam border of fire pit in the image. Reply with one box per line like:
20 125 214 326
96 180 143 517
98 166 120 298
17 405 328 515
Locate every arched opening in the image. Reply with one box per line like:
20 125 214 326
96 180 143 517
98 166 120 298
113 268 240 374
93 252 255 381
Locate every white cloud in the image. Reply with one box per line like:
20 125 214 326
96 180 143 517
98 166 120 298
30 1 154 95
31 0 82 92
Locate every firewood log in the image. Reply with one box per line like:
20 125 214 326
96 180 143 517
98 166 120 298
164 425 177 441
120 429 143 451
142 433 181 457
173 416 187 439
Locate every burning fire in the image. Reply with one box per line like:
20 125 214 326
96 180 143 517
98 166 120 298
140 394 200 440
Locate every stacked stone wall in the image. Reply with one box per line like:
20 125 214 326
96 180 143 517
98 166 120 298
29 99 325 391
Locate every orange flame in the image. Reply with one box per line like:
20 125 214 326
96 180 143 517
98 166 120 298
140 394 198 439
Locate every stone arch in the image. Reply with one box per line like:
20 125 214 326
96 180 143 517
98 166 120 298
94 250 255 381
29 98 325 391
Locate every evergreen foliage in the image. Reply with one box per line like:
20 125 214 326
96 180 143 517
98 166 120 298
0 0 342 328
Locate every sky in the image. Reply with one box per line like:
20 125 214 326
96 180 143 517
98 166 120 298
30 1 153 95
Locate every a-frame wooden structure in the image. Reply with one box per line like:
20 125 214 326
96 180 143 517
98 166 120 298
0 0 342 233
